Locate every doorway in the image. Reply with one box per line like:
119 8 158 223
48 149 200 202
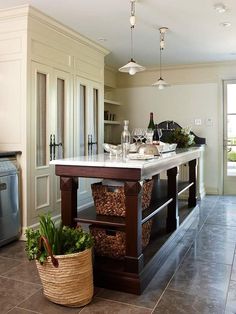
223 80 236 195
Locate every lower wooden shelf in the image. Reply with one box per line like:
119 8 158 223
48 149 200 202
93 203 199 294
156 179 194 197
75 176 197 294
74 206 125 228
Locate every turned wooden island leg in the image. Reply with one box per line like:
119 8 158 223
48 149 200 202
188 159 197 207
60 176 78 227
124 181 144 274
166 167 179 232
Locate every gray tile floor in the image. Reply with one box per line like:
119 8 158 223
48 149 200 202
1 195 236 313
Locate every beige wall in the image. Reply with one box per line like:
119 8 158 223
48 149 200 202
116 83 218 194
105 62 236 194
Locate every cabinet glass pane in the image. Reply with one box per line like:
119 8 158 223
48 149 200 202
80 85 86 156
57 78 64 159
36 72 47 167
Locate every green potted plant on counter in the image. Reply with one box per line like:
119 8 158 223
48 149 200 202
165 127 195 148
25 214 94 307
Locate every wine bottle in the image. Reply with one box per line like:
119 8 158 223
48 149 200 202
121 120 131 160
148 112 155 130
153 124 159 145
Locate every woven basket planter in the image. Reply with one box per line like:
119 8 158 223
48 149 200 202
36 248 93 307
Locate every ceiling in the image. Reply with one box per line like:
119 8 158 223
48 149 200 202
1 0 236 69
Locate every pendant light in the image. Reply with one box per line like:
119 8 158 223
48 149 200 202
152 27 170 89
119 0 145 75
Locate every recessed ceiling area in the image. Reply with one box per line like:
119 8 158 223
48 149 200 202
0 0 236 68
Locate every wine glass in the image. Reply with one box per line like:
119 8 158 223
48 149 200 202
132 128 140 144
157 128 163 142
138 128 146 143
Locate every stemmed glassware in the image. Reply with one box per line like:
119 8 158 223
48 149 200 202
131 128 140 144
157 128 163 142
132 128 147 143
138 128 146 143
132 127 161 146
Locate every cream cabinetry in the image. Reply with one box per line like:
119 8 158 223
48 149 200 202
0 5 108 232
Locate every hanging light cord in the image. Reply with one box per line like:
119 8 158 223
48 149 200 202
118 0 145 74
159 45 162 78
131 0 135 18
130 25 134 61
159 31 165 79
130 0 135 61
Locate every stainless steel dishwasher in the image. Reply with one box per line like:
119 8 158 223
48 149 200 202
0 158 20 247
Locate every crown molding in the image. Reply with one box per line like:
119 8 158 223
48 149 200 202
108 60 236 74
0 4 110 56
0 4 29 18
28 6 110 56
105 64 117 72
146 60 236 72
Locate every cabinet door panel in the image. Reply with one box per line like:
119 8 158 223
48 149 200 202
31 62 53 221
53 69 73 211
74 77 103 208
30 62 73 222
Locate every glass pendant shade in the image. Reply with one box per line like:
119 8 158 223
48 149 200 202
119 58 145 75
152 77 169 89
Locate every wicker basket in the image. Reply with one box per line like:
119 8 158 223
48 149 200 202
91 179 154 217
90 220 152 259
36 248 93 307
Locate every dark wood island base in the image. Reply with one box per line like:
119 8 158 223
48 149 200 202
53 148 202 294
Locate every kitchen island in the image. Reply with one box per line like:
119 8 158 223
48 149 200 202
51 147 202 294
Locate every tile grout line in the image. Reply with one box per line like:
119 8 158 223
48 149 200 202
150 198 220 314
0 274 42 287
80 296 153 313
4 286 42 314
1 261 29 277
204 222 236 228
6 305 40 314
223 243 236 314
150 239 196 314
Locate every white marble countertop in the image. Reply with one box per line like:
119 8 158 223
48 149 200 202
50 147 201 170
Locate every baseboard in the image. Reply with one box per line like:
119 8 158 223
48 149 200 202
20 213 62 240
205 187 219 195
20 201 95 240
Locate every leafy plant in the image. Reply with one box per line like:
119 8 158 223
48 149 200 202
25 213 93 265
165 127 195 148
228 151 236 162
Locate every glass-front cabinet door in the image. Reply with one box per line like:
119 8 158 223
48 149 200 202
31 63 103 221
74 77 103 208
30 62 73 221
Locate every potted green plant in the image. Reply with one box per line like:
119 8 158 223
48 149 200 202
25 214 93 307
165 127 195 148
